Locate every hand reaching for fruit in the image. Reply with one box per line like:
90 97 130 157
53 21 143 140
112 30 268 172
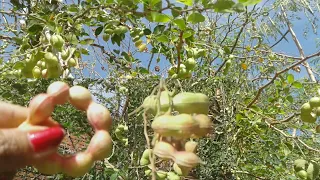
0 81 113 178
0 101 65 178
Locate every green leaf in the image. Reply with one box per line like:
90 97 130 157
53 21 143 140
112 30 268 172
156 35 169 43
292 81 303 89
187 12 205 24
287 74 294 84
80 48 89 55
177 0 193 6
138 67 149 74
171 7 182 17
286 95 293 103
182 31 193 39
13 61 25 70
173 19 186 30
151 12 171 23
212 0 235 12
28 24 44 34
150 0 161 6
95 26 103 36
68 4 79 12
110 173 118 180
239 0 262 5
80 38 94 45
153 25 166 34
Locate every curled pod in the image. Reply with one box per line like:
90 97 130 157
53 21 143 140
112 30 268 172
28 93 55 125
173 151 202 168
62 152 94 178
69 86 93 111
47 81 70 104
86 130 113 161
33 154 63 175
153 141 176 160
192 114 213 138
87 102 112 131
173 163 191 176
184 141 198 153
173 92 209 114
151 114 199 139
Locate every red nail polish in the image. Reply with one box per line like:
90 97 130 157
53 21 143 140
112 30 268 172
28 127 65 152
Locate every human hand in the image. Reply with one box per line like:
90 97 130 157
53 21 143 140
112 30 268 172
0 101 65 178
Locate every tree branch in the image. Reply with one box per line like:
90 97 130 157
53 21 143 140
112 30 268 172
247 50 320 108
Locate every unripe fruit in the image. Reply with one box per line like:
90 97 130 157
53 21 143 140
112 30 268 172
173 92 210 114
310 97 320 108
138 43 147 52
294 159 308 172
32 66 41 78
301 113 317 123
301 103 312 115
68 58 77 67
41 61 46 69
104 29 113 35
47 81 70 104
296 170 307 179
145 169 152 176
142 149 152 159
42 69 48 78
156 171 167 179
103 34 110 42
307 161 320 180
61 50 69 60
50 34 65 49
184 58 196 70
134 40 143 47
44 52 58 66
69 86 93 110
140 157 150 165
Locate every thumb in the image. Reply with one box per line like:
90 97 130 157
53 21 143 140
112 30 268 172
0 127 65 172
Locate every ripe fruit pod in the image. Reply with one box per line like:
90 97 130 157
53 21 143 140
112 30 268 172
153 141 176 160
87 130 113 161
192 114 213 138
173 151 202 168
87 102 112 131
151 114 199 138
173 92 209 114
68 86 93 111
62 152 94 177
173 163 191 176
33 154 63 174
47 81 70 104
28 93 55 125
184 141 198 153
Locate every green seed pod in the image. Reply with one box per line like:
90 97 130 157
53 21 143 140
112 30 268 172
173 92 210 114
32 66 41 78
296 170 307 179
301 103 312 115
50 34 65 49
307 161 320 180
301 113 317 123
294 159 308 172
310 97 320 108
103 34 110 42
61 50 69 60
140 157 150 166
184 58 196 70
68 58 77 67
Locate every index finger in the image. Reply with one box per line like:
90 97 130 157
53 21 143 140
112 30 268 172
0 101 28 128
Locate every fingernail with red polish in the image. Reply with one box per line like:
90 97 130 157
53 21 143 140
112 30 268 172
28 127 66 152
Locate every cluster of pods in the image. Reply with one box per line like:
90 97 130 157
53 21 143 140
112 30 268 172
140 90 213 179
18 81 113 177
